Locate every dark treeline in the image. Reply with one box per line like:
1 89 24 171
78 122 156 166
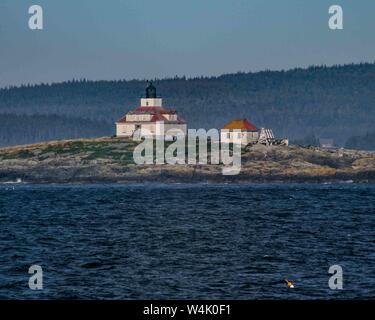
1 63 375 148
345 131 375 151
291 134 321 148
0 114 112 147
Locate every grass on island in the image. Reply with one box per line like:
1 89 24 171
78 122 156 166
0 137 243 166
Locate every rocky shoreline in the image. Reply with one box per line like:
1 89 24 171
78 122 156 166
0 137 375 184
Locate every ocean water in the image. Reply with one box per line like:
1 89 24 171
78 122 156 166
0 183 374 300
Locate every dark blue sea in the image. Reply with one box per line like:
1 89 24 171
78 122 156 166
0 183 374 299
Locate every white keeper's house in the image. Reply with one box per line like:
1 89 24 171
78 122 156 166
116 83 187 139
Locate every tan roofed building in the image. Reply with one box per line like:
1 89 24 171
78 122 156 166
221 119 260 145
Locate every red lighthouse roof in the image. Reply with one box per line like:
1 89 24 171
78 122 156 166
116 106 186 124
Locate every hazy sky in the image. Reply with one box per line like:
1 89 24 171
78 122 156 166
0 0 374 87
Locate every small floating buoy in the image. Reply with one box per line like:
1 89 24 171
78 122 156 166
285 279 295 288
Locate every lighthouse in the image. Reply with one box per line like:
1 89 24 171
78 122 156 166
115 82 187 139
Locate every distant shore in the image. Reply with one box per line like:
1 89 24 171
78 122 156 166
0 137 374 184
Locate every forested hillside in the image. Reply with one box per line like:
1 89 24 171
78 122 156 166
0 114 111 147
345 131 375 151
1 63 375 147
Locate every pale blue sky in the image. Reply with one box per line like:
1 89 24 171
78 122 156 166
0 0 374 87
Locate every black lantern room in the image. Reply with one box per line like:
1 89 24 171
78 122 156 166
145 82 157 98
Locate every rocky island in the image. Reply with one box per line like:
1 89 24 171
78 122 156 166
0 137 374 184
